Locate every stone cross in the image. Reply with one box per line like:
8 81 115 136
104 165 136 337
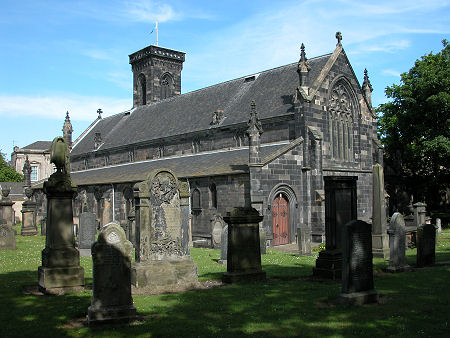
386 213 410 273
87 222 136 325
339 220 378 305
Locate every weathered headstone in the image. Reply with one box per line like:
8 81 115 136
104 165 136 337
0 188 15 227
413 202 427 228
372 164 389 259
260 228 267 255
218 224 228 264
222 207 266 283
416 223 437 267
297 227 312 256
339 220 378 305
78 211 97 256
21 188 38 236
131 169 198 292
38 137 84 294
87 222 136 325
0 220 16 250
211 214 225 249
386 213 410 273
436 218 442 234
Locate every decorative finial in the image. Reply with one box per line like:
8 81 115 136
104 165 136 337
362 68 373 107
297 43 310 86
300 43 306 62
247 100 263 135
362 68 373 92
97 108 103 119
336 31 342 46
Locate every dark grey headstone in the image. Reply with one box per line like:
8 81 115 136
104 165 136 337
416 223 437 267
88 222 136 325
218 224 228 264
78 211 97 256
386 213 410 272
339 220 378 305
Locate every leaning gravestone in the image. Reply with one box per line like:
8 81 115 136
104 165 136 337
222 207 266 283
38 137 84 294
0 219 16 250
339 220 378 305
386 213 410 273
211 214 225 249
218 224 228 264
416 223 437 267
87 222 136 325
78 211 97 256
131 169 198 292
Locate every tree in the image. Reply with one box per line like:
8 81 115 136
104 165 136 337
377 40 449 211
0 151 23 182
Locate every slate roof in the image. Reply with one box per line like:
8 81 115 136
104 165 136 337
21 141 52 151
70 142 290 186
70 53 331 157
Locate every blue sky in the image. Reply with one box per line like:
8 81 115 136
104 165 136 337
1 0 449 159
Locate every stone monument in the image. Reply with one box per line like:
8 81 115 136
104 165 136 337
87 222 136 325
0 187 15 227
339 220 378 305
131 169 198 292
222 207 266 283
38 136 85 294
416 222 437 267
21 187 38 236
78 207 97 256
372 164 389 259
386 213 410 273
0 219 16 250
218 224 228 264
297 227 312 256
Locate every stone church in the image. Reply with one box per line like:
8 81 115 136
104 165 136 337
51 32 381 248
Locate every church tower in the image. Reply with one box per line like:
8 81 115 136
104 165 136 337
62 111 73 149
129 45 185 107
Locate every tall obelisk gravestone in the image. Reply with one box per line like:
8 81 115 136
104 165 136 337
38 137 84 294
372 164 389 259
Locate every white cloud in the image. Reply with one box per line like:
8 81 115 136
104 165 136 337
382 69 401 77
125 1 179 23
80 49 115 61
0 94 131 121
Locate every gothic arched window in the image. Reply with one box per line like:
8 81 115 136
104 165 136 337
191 188 201 210
161 73 172 100
328 81 355 161
209 183 217 209
138 73 146 105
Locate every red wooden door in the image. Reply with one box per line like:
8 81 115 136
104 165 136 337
273 193 289 246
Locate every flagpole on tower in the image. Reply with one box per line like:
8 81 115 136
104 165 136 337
156 21 159 46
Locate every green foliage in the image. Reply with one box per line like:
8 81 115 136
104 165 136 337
377 40 450 209
0 151 23 182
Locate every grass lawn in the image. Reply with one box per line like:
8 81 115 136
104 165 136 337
1 223 449 337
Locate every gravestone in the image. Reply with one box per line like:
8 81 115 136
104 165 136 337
339 220 378 305
38 137 84 294
416 223 437 267
211 214 225 249
131 169 198 292
78 211 97 256
0 188 15 227
218 224 228 264
260 228 267 255
222 207 266 283
0 220 16 250
40 216 47 236
436 218 441 234
372 164 389 259
21 188 38 236
297 227 312 256
127 207 136 246
413 202 427 228
386 213 410 273
87 222 136 325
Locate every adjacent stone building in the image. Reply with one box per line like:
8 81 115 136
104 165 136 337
46 33 381 248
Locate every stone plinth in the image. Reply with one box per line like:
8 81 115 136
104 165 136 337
339 220 378 305
38 137 84 294
222 207 266 283
131 170 198 292
0 197 15 227
313 249 342 280
87 222 136 325
372 164 389 259
21 199 38 236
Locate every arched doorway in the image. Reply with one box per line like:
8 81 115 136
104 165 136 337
272 193 290 246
